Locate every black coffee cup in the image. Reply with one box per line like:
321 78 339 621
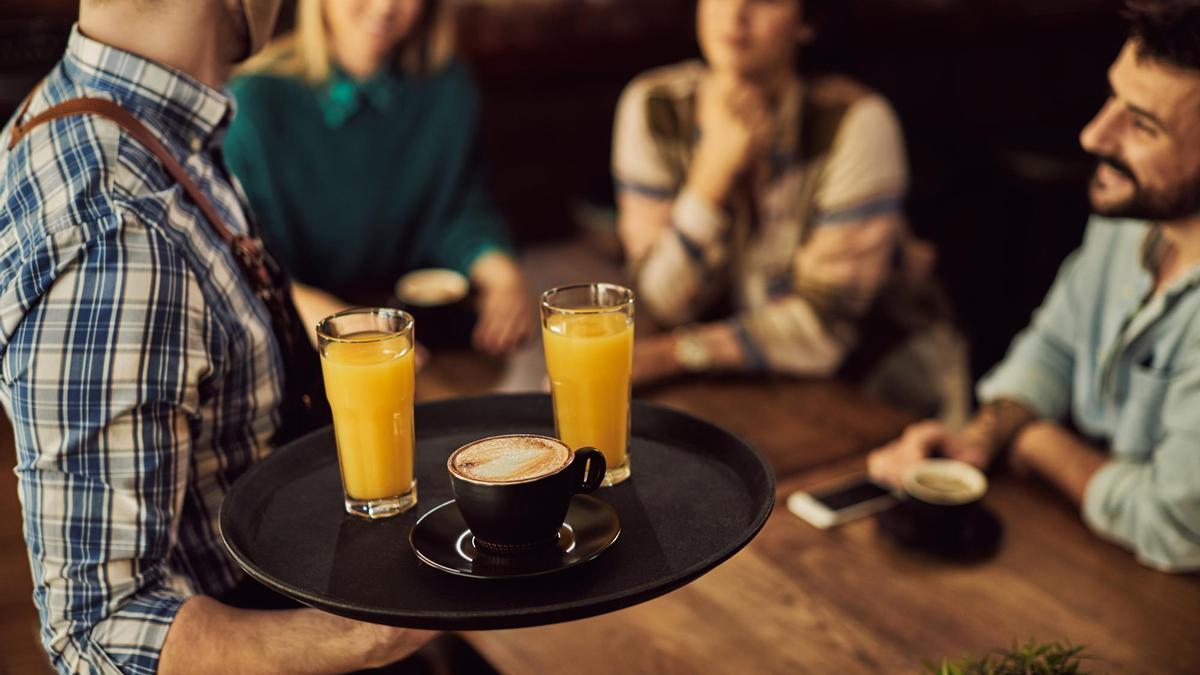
448 435 606 554
393 268 476 349
900 459 988 549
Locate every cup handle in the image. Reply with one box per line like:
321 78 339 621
573 447 606 493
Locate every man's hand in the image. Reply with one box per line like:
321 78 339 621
867 420 994 489
687 74 773 205
355 621 442 671
868 420 950 488
160 595 440 675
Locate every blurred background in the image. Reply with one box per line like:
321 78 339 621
0 0 1127 380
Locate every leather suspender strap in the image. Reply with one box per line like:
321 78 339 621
7 96 274 289
8 94 332 440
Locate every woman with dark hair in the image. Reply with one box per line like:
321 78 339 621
614 0 966 420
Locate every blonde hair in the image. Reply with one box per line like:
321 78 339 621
241 0 456 82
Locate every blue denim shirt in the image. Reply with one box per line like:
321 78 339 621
978 217 1200 572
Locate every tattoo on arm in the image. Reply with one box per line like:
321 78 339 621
964 399 1038 456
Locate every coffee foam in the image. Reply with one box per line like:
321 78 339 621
904 459 987 505
396 269 468 307
450 436 571 483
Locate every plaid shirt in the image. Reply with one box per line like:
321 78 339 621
0 28 282 674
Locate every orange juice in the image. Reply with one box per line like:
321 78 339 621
320 331 415 500
542 313 633 473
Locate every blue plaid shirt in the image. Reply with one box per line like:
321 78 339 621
0 28 283 674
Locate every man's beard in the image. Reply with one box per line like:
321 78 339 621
1089 154 1200 221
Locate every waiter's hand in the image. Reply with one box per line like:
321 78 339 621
356 623 440 670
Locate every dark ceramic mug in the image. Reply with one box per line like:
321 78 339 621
448 435 606 554
900 459 988 549
393 268 476 349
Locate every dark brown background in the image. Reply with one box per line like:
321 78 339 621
0 0 1128 377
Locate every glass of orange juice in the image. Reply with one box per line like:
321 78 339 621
541 283 634 486
317 308 417 518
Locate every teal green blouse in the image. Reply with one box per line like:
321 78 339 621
225 59 512 299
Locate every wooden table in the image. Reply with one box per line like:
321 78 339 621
418 352 1200 675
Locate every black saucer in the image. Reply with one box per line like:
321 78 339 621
876 502 1004 562
410 495 621 579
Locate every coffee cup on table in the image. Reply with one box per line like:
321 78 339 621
393 268 475 349
448 434 605 554
900 459 988 548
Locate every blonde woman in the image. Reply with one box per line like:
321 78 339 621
226 0 531 355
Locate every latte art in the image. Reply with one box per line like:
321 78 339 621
450 436 571 483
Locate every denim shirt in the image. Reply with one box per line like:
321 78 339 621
979 217 1200 572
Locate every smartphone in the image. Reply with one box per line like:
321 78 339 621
787 475 897 529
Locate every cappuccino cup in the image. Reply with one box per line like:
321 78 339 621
448 435 605 553
900 459 988 549
394 268 475 349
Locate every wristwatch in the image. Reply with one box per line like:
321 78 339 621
673 327 713 372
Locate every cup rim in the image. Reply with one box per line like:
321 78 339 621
902 458 988 506
315 307 414 344
394 268 470 307
540 283 634 316
447 434 576 486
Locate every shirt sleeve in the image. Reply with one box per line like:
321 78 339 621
813 94 908 219
611 75 678 199
1081 351 1200 572
976 235 1087 419
426 64 514 275
735 94 909 376
3 213 212 674
613 74 733 326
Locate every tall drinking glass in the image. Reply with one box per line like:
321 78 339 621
317 308 417 518
541 283 634 486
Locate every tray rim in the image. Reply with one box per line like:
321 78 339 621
219 392 777 629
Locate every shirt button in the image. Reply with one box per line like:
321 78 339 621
190 137 204 153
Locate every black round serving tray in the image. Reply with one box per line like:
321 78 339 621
220 393 775 630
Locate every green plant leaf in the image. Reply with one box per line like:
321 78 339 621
924 639 1095 675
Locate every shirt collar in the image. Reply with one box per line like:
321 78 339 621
1137 223 1200 300
317 63 398 128
62 25 232 153
60 24 232 152
775 76 803 153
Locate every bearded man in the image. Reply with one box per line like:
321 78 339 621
868 0 1200 573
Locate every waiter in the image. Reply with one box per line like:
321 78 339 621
0 1 434 672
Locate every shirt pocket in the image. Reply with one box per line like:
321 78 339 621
1113 364 1172 456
